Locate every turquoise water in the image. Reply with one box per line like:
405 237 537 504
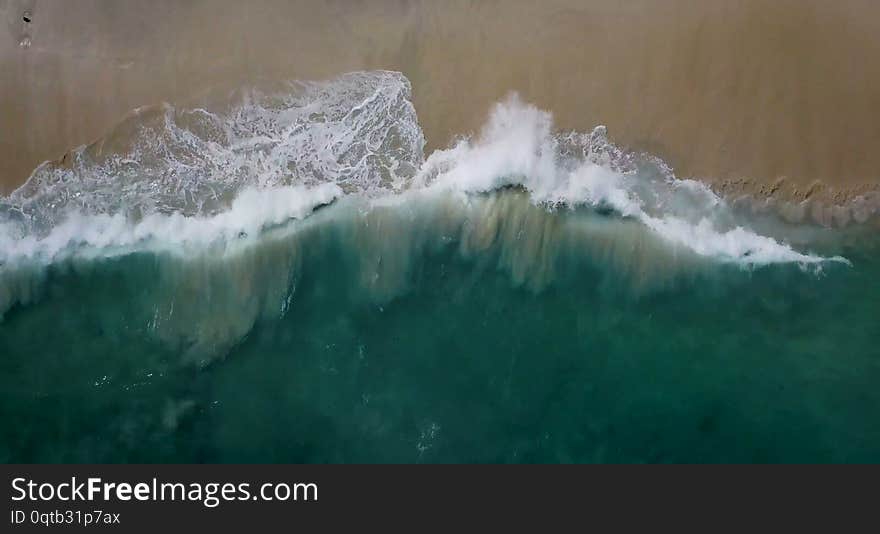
1 72 878 463
1 191 878 463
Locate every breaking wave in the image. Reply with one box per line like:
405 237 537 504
1 71 847 265
0 71 855 360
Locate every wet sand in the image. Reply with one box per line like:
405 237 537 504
2 0 879 206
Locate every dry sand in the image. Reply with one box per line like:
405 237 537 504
2 0 879 208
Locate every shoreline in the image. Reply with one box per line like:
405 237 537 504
709 178 880 228
13 109 880 231
3 0 879 224
8 94 880 231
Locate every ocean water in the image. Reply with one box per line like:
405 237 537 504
1 72 878 463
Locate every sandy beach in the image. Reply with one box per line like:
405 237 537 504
2 0 879 207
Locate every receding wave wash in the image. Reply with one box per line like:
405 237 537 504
1 72 878 463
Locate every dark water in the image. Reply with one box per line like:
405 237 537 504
1 192 878 463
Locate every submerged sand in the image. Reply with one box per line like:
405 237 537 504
2 0 879 211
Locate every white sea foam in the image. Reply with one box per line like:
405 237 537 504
0 72 848 268
3 71 422 235
0 184 340 263
418 94 848 266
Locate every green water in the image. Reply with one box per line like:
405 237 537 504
1 191 878 462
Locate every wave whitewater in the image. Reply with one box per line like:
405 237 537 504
0 71 855 360
1 71 848 261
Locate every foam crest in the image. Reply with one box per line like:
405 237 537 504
0 72 848 270
0 184 340 263
418 95 847 266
